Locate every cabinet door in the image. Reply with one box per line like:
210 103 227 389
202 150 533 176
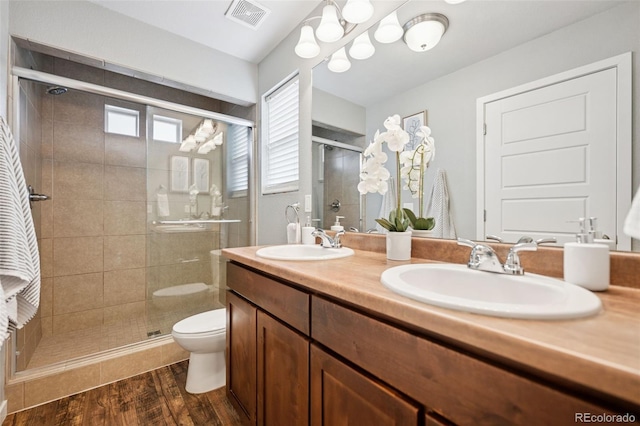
310 344 420 426
257 311 309 426
227 291 257 425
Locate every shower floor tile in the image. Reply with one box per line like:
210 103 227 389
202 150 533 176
26 299 224 370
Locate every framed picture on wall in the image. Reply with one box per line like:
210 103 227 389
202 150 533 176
193 158 210 192
170 155 190 192
403 111 428 149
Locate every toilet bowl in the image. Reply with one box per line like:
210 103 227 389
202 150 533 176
171 309 227 394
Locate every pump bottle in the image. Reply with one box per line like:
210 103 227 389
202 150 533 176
564 217 609 291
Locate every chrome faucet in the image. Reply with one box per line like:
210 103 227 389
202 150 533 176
311 228 345 248
457 236 556 275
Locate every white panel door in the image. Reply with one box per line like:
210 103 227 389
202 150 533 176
483 67 617 246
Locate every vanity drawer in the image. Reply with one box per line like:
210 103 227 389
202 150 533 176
311 296 609 426
227 262 310 335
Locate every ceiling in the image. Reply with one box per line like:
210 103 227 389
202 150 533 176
88 0 625 107
89 0 320 64
312 0 625 107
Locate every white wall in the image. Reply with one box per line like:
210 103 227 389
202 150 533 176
8 0 257 106
366 2 640 240
312 88 366 135
256 0 405 245
1 0 9 119
0 2 9 419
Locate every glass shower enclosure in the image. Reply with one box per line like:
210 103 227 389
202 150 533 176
12 73 253 373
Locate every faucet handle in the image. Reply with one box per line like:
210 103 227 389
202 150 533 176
485 235 503 243
457 238 477 248
535 237 557 245
333 230 345 248
504 237 557 274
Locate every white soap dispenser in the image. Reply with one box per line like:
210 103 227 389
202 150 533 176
564 217 610 291
331 216 345 232
301 216 316 245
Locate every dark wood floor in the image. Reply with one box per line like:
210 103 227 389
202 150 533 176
3 361 242 426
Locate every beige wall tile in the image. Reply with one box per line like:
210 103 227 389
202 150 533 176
40 196 53 239
103 302 145 324
53 236 103 276
41 118 53 159
41 316 53 337
53 273 104 315
39 238 53 278
52 200 104 237
52 308 103 334
54 58 105 85
99 346 163 384
52 161 103 201
103 201 146 236
5 382 25 414
103 268 145 306
41 159 53 197
40 277 53 317
104 165 145 201
23 364 101 408
104 235 145 271
105 133 146 168
53 90 103 125
53 121 104 164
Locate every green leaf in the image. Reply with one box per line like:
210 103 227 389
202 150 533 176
402 208 418 226
414 217 435 230
375 218 393 231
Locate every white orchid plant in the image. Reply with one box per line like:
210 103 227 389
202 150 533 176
358 114 436 232
400 125 436 230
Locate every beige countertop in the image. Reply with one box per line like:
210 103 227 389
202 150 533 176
222 245 640 409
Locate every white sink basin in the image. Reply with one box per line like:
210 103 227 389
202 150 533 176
380 263 601 320
256 244 355 261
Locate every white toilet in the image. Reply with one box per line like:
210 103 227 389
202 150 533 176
171 308 227 394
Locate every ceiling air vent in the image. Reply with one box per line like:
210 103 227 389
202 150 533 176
225 0 271 30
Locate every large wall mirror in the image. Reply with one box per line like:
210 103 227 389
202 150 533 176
311 0 639 251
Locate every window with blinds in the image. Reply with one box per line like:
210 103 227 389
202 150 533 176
227 124 251 198
262 76 299 194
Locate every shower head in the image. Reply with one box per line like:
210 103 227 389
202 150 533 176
324 144 334 151
46 86 68 95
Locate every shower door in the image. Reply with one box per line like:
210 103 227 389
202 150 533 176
14 78 252 372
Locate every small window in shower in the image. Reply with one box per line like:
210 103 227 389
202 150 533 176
153 115 182 143
105 104 140 137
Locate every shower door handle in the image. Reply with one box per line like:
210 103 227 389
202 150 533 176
28 185 50 206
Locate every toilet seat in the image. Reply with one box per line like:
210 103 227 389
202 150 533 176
172 309 226 335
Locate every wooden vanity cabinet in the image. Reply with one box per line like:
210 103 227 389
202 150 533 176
311 343 421 425
227 262 626 426
226 263 310 426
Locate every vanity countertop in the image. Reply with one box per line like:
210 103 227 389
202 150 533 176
222 245 640 409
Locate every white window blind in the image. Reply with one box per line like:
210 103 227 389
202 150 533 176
227 124 250 197
262 76 299 194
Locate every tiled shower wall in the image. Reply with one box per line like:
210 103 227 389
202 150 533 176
12 53 254 371
15 80 44 371
38 85 148 338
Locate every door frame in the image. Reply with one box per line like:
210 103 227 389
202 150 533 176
476 52 632 250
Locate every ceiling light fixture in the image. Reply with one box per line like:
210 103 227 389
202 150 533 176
402 13 449 53
374 11 404 44
349 31 375 60
179 119 219 152
444 0 467 4
327 47 351 73
342 0 374 24
294 0 374 59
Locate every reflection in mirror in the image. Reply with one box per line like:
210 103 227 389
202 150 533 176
311 127 364 232
311 0 639 251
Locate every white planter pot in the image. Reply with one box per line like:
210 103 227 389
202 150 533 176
386 230 412 261
411 229 433 238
